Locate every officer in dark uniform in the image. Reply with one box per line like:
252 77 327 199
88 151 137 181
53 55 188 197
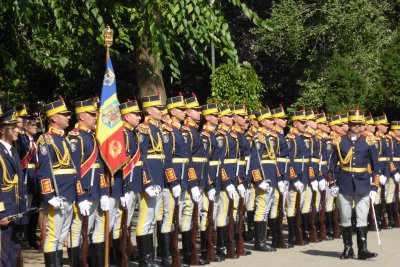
182 94 208 265
329 109 379 260
67 99 108 266
136 95 164 267
200 103 223 262
37 98 78 266
16 113 40 249
0 108 28 267
387 121 400 228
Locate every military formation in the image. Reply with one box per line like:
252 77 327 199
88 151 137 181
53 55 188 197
1 94 400 267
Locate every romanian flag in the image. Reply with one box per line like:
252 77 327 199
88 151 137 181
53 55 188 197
96 58 126 175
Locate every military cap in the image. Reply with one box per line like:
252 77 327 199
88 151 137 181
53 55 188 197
248 110 258 120
328 114 343 127
291 110 307 122
374 113 389 125
271 105 287 119
305 109 316 120
364 114 374 126
166 95 186 110
120 99 141 115
340 113 349 124
256 107 273 122
141 94 163 108
185 93 201 109
201 103 219 116
15 104 29 118
391 121 400 130
218 104 233 117
232 104 247 116
75 99 97 114
45 97 70 118
0 108 17 126
348 109 364 123
316 111 328 124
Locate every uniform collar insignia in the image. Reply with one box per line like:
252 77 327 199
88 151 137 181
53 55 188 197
49 127 64 136
77 123 91 133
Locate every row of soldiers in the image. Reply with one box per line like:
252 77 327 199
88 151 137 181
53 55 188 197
0 94 399 267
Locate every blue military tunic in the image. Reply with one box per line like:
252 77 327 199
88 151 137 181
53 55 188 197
137 117 165 190
183 120 206 189
274 126 291 183
234 126 250 184
388 131 400 176
286 128 309 185
37 127 78 203
67 124 107 201
304 128 319 184
375 131 392 178
217 125 237 189
329 133 380 195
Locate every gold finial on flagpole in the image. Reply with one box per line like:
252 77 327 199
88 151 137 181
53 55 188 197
104 26 114 48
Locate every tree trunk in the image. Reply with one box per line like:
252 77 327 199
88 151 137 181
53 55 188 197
136 35 167 104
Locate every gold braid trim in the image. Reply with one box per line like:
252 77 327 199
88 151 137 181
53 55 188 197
0 155 19 204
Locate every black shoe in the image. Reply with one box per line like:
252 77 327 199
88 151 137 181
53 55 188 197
287 217 295 248
137 234 161 267
90 242 105 266
253 221 276 252
44 252 58 267
301 213 310 245
339 227 354 259
67 247 79 267
357 227 377 260
156 221 162 257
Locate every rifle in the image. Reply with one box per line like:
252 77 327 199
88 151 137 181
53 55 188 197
6 207 42 222
395 183 400 228
226 198 236 258
120 208 129 267
319 190 327 240
190 201 200 265
171 198 181 267
381 185 388 229
80 215 90 267
333 198 341 238
236 196 245 255
309 190 318 242
205 199 215 262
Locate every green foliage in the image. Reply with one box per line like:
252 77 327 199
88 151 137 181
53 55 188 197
210 63 265 110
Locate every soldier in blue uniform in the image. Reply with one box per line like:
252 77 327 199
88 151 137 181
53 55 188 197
181 94 208 265
329 110 379 260
285 110 309 247
67 99 108 266
249 107 278 252
373 113 392 230
387 121 400 228
200 103 224 262
0 108 28 267
16 113 40 249
119 99 143 261
136 95 164 267
37 98 78 266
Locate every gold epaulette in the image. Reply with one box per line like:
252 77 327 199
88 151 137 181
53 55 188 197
137 124 150 135
201 131 210 138
230 132 237 139
363 132 376 146
162 124 173 132
332 135 341 146
37 134 53 146
285 133 295 140
182 125 190 132
68 128 80 136
303 132 312 138
217 129 226 135
270 131 277 138
316 131 324 140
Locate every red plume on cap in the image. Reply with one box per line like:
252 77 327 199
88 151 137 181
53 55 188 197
211 98 216 104
266 105 270 110
191 92 196 97
157 90 160 96
222 99 229 105
127 98 131 102
279 103 284 108
133 96 137 101
178 92 183 96
59 95 63 100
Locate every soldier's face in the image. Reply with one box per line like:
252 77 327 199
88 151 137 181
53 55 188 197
274 118 287 128
366 124 376 133
0 124 19 143
234 115 247 128
221 115 233 127
294 120 305 132
349 122 362 134
395 129 400 137
25 120 38 136
206 114 218 126
124 112 142 128
377 124 388 134
307 120 317 130
342 123 349 132
171 108 186 122
16 117 26 130
53 112 71 130
147 107 162 121
187 109 201 123
262 118 274 130
81 112 97 130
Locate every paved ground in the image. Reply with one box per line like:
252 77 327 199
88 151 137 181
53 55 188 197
23 228 398 267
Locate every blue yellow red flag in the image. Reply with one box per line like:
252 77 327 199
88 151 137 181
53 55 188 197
95 58 126 175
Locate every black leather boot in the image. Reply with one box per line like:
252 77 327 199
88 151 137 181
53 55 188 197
90 242 105 267
67 247 79 267
156 220 162 257
387 203 394 229
301 213 310 245
253 221 275 252
270 218 290 249
56 250 63 267
200 231 223 262
160 232 172 267
325 212 334 240
374 204 382 231
137 234 160 267
182 230 207 265
287 217 295 248
243 210 255 241
216 227 227 259
357 227 378 260
340 226 354 259
44 252 58 267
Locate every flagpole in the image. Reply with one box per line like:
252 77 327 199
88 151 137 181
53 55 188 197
104 25 113 267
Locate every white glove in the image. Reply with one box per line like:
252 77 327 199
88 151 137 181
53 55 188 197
310 180 318 191
278 181 285 194
120 192 130 208
237 184 246 198
48 197 62 209
369 190 377 201
318 179 326 191
226 184 235 199
379 175 387 185
207 188 216 202
191 186 201 203
100 195 109 211
294 181 304 192
78 200 92 216
395 173 400 183
172 184 181 198
258 181 270 192
145 186 159 197
330 186 339 197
